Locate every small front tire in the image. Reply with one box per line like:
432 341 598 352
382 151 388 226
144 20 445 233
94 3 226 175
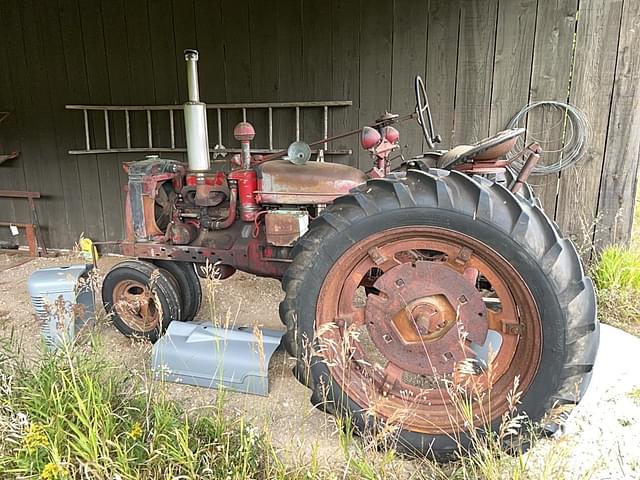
102 260 181 342
151 260 202 321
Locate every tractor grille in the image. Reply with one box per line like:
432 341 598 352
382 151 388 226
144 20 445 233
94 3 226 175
30 295 54 347
27 265 95 349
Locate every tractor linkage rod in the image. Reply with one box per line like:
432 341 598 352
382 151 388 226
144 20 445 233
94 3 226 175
260 111 418 162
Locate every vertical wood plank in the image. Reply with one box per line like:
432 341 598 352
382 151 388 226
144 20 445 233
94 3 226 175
391 0 428 158
555 0 623 253
37 0 86 246
488 0 537 135
148 0 180 150
124 0 156 149
173 0 197 100
358 0 393 169
100 0 135 241
101 0 140 207
194 0 227 104
0 0 27 241
78 0 120 243
221 0 252 148
172 0 196 151
274 0 303 149
331 0 360 166
525 0 578 216
594 0 640 249
453 0 498 145
148 0 180 105
194 0 227 163
8 0 44 238
18 0 70 247
58 0 105 242
302 0 332 146
426 0 461 148
221 0 252 103
249 0 279 148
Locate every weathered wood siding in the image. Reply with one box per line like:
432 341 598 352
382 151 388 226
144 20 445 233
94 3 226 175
0 0 639 254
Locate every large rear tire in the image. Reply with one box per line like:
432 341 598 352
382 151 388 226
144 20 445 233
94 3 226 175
279 169 598 459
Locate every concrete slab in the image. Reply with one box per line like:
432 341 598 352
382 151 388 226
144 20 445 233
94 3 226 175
559 324 640 479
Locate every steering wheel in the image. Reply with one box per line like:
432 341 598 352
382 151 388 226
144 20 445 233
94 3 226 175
415 76 440 149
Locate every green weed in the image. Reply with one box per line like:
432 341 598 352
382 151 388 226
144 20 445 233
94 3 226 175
0 340 317 479
593 246 640 292
592 245 640 335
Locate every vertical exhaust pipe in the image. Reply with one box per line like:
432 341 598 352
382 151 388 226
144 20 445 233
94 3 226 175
183 49 210 172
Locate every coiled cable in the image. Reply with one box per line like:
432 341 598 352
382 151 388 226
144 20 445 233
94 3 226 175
506 100 590 175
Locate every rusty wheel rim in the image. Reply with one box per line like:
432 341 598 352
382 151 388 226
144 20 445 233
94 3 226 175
315 226 542 435
112 279 161 332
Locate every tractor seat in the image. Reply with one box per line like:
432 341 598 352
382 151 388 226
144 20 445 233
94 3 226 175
437 128 525 169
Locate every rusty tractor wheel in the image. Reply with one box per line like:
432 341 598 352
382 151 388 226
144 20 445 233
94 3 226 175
279 169 598 459
151 260 202 321
102 260 181 342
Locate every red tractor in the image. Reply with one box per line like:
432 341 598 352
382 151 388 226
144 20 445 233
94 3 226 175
102 50 598 458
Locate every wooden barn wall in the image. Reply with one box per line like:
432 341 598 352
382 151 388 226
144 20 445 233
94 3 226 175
0 0 639 253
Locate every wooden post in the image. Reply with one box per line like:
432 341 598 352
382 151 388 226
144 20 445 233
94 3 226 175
25 224 36 256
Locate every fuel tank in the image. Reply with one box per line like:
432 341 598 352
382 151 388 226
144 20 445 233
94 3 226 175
255 160 367 204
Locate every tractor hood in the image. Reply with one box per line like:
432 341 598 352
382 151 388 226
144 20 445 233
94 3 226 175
255 160 367 205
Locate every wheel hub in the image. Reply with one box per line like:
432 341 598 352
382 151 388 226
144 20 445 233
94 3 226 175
112 279 160 331
394 295 455 342
366 260 488 375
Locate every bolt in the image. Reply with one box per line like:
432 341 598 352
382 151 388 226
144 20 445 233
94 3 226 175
458 295 468 304
507 324 523 335
395 278 405 288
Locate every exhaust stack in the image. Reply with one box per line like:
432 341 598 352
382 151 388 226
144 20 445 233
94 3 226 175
183 49 210 172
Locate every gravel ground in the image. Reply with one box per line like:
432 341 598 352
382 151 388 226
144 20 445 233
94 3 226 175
1 252 639 478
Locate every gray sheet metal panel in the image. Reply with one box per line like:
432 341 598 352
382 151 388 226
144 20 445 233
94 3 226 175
28 264 95 348
152 321 284 396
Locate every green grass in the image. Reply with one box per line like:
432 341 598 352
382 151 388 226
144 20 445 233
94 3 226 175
0 338 321 480
592 245 640 336
592 246 640 292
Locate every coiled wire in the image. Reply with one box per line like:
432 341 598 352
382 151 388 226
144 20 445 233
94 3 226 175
507 100 590 175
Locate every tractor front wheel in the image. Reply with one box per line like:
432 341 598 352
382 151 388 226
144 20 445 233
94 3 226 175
151 260 202 321
279 169 598 459
102 260 181 342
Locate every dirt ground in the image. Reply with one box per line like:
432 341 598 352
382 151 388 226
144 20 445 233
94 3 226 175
2 252 640 479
